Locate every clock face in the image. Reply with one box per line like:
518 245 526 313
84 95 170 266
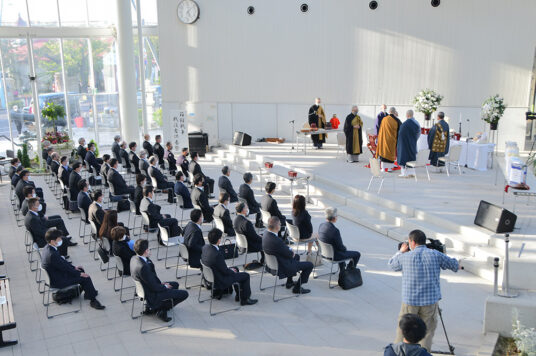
177 0 200 24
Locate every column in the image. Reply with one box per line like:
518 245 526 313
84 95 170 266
115 0 140 144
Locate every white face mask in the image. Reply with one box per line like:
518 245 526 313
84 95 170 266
38 204 43 212
56 239 63 247
27 175 31 181
32 193 37 198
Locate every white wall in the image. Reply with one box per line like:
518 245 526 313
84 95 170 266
158 0 536 150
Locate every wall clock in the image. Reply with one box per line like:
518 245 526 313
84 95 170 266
177 0 200 24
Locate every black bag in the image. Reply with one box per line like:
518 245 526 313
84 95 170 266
52 284 81 304
116 199 130 212
220 239 238 260
88 176 102 186
97 244 109 263
338 261 363 290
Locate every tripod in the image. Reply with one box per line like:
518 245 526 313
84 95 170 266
431 307 455 355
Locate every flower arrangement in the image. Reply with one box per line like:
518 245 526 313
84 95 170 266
413 89 444 119
512 320 536 356
42 131 70 145
481 94 506 127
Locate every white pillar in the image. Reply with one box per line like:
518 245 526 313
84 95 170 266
115 0 140 144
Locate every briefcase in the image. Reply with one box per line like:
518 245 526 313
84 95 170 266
338 261 363 290
220 239 238 260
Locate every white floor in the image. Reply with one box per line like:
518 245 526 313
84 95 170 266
0 158 495 356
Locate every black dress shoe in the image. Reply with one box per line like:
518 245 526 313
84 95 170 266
90 299 105 310
285 280 294 289
142 308 155 315
240 298 258 306
156 310 172 322
65 240 78 247
292 286 311 294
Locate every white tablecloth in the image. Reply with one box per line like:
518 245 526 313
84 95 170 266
417 134 494 171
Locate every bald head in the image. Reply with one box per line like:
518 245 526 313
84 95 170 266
352 106 358 114
381 104 387 111
406 110 414 118
315 98 321 105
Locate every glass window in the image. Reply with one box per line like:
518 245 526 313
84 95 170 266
87 0 116 26
91 38 117 93
58 0 88 27
0 0 29 27
27 0 59 27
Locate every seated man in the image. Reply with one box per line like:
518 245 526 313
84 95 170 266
24 198 76 257
41 228 105 310
148 156 174 203
88 190 105 232
138 150 150 179
8 158 20 180
191 174 214 223
142 134 154 158
107 158 135 198
129 142 141 174
384 314 432 356
76 137 87 164
58 156 71 187
131 239 188 321
77 179 92 219
111 135 121 161
153 135 165 168
119 141 131 171
140 186 181 239
165 142 177 175
177 147 189 178
261 182 288 237
85 142 101 175
238 172 264 228
189 152 214 196
45 147 54 166
218 166 238 203
100 154 111 183
262 216 313 294
134 174 146 215
318 207 361 269
69 162 83 201
233 202 264 263
11 165 23 188
15 169 44 205
182 209 205 268
50 152 61 177
21 186 47 217
213 192 235 237
111 226 135 276
174 172 194 209
202 228 258 306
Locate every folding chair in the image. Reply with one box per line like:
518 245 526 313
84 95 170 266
406 149 431 182
439 145 462 176
157 224 181 269
287 222 316 255
259 253 300 302
40 267 82 319
367 158 395 194
113 257 135 303
130 279 174 333
176 243 202 289
314 240 353 289
198 262 241 316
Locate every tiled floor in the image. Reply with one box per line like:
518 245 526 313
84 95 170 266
0 159 493 356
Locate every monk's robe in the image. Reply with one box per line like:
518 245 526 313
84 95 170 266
376 114 401 163
344 113 363 155
397 118 421 167
308 104 327 148
428 120 450 166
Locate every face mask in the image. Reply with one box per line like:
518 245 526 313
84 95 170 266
38 204 43 212
32 193 36 198
17 163 21 167
56 239 63 247
27 176 31 181
88 185 92 191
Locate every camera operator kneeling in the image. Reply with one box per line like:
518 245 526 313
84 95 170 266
384 314 432 356
388 230 459 352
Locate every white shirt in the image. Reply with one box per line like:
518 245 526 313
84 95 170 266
195 223 202 230
139 256 147 263
212 244 219 251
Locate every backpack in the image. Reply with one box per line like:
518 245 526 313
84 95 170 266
52 285 81 304
431 123 447 153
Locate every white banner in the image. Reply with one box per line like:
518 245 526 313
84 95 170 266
169 109 188 153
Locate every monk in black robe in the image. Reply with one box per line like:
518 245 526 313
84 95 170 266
308 97 327 149
344 106 363 162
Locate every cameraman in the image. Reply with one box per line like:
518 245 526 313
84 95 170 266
388 230 459 352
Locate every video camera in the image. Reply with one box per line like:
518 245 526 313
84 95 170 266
398 238 446 254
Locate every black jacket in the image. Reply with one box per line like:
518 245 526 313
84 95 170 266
41 244 81 288
262 230 297 278
77 191 92 220
112 141 121 161
188 160 204 178
191 187 214 222
153 142 164 163
69 171 82 201
292 210 313 239
129 151 141 174
134 185 144 215
233 214 262 252
166 151 177 172
218 175 238 203
77 145 86 162
238 183 260 214
143 140 154 157
130 256 168 309
120 148 131 169
112 240 136 275
85 150 101 175
148 166 169 189
139 197 163 228
108 168 130 195
24 212 49 248
11 173 20 188
8 165 16 179
59 166 71 187
214 204 235 236
15 179 34 204
201 244 236 290
318 222 348 261
50 160 60 176
139 159 150 178
183 221 204 268
261 194 285 221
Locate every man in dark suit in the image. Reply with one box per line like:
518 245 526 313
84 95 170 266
20 186 47 216
111 135 121 161
218 166 238 203
202 229 258 305
76 137 87 164
129 142 141 174
233 202 264 263
191 174 214 223
213 193 235 237
142 134 154 158
85 142 101 175
69 162 83 201
140 186 181 238
131 239 188 321
107 158 135 198
148 156 174 203
189 152 214 196
100 154 111 182
134 174 146 215
11 165 23 187
45 148 54 166
139 150 150 179
153 135 165 168
24 198 76 256
88 190 105 233
318 208 361 269
165 142 177 175
183 209 204 268
111 226 135 276
177 147 189 178
8 158 20 179
50 153 60 177
15 170 40 205
262 216 313 294
41 228 105 310
261 182 288 237
119 141 131 171
77 179 92 220
58 156 71 187
174 172 193 209
238 172 263 228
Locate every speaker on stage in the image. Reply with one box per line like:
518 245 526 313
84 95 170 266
474 200 517 233
233 131 252 146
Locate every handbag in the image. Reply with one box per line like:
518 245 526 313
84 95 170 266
338 260 363 290
97 243 109 263
52 285 81 304
220 238 238 260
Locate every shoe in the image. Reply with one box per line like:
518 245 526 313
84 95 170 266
285 280 294 289
142 308 155 315
90 299 105 310
235 294 240 302
156 310 172 322
241 298 258 306
292 286 311 294
254 222 265 229
66 240 78 247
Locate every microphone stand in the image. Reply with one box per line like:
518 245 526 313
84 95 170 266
289 120 296 150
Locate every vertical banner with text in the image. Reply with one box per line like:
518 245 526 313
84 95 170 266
169 109 188 154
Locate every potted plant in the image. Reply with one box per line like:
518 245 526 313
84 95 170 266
481 94 506 130
41 102 66 134
413 89 444 121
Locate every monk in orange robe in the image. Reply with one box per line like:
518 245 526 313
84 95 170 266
376 107 402 170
